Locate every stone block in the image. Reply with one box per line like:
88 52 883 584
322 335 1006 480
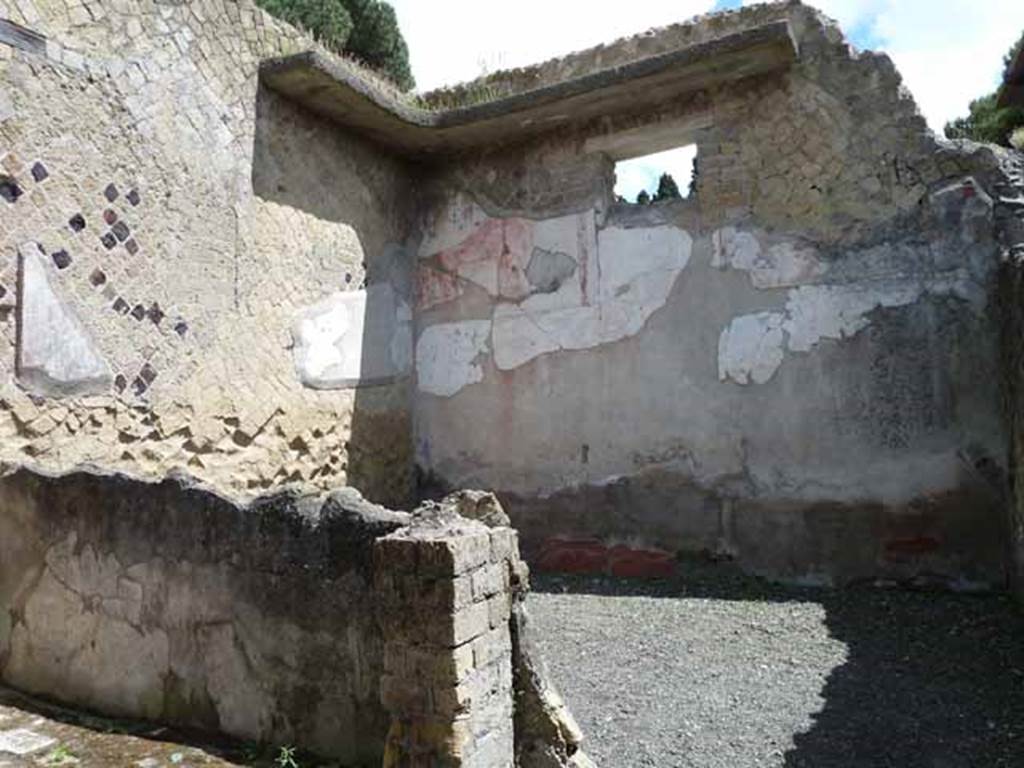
374 536 420 576
433 658 512 716
414 573 476 611
419 532 492 577
0 729 56 756
464 728 515 768
471 562 508 601
451 600 490 647
487 592 513 629
471 625 511 670
399 642 476 687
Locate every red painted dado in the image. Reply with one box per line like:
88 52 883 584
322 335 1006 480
535 537 677 579
608 544 677 579
535 537 609 575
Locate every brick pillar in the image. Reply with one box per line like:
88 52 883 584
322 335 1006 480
374 509 517 767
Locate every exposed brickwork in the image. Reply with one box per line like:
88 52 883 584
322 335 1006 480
374 508 520 767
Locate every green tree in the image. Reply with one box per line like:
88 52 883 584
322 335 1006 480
944 30 1024 146
256 0 415 90
344 0 415 91
636 190 651 205
652 172 682 202
945 93 1024 145
257 0 352 51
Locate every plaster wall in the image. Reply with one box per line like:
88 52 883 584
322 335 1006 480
0 0 416 507
412 5 1011 586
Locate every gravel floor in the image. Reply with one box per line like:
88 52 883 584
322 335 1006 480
528 565 1024 768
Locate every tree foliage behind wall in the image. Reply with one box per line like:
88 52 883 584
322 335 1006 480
944 30 1024 146
257 0 415 90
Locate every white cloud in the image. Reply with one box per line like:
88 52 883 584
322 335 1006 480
390 0 717 91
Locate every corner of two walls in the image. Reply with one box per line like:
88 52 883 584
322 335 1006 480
0 0 417 509
0 0 1017 590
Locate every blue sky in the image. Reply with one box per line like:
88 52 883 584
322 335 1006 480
390 1 1024 201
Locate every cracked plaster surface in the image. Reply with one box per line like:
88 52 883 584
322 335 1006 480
415 198 693 394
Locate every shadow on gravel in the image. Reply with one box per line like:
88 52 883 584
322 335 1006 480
533 564 1024 768
783 588 1024 768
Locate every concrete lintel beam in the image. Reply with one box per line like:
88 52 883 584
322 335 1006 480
260 20 798 157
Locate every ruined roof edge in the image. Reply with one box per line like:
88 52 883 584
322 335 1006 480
260 19 798 154
418 0 797 104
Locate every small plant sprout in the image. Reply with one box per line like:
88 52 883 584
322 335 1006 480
46 744 76 765
276 745 299 768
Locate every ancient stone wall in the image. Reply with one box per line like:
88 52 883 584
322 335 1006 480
0 468 572 765
0 0 416 507
996 151 1024 602
412 3 1012 587
1 0 1016 590
374 509 520 767
0 468 404 763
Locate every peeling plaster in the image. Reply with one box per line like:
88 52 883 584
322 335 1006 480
718 312 786 385
782 278 964 353
415 320 492 397
711 226 825 288
492 225 692 371
416 201 692 387
718 271 977 384
418 203 594 307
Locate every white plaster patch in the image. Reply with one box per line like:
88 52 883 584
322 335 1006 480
0 729 55 756
783 281 924 352
719 272 975 386
718 312 786 385
17 242 112 397
491 226 691 371
712 227 825 288
416 320 492 397
291 284 411 389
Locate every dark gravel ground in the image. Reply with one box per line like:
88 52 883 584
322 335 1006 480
528 564 1024 768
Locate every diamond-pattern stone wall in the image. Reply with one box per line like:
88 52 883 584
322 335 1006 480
0 0 415 506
